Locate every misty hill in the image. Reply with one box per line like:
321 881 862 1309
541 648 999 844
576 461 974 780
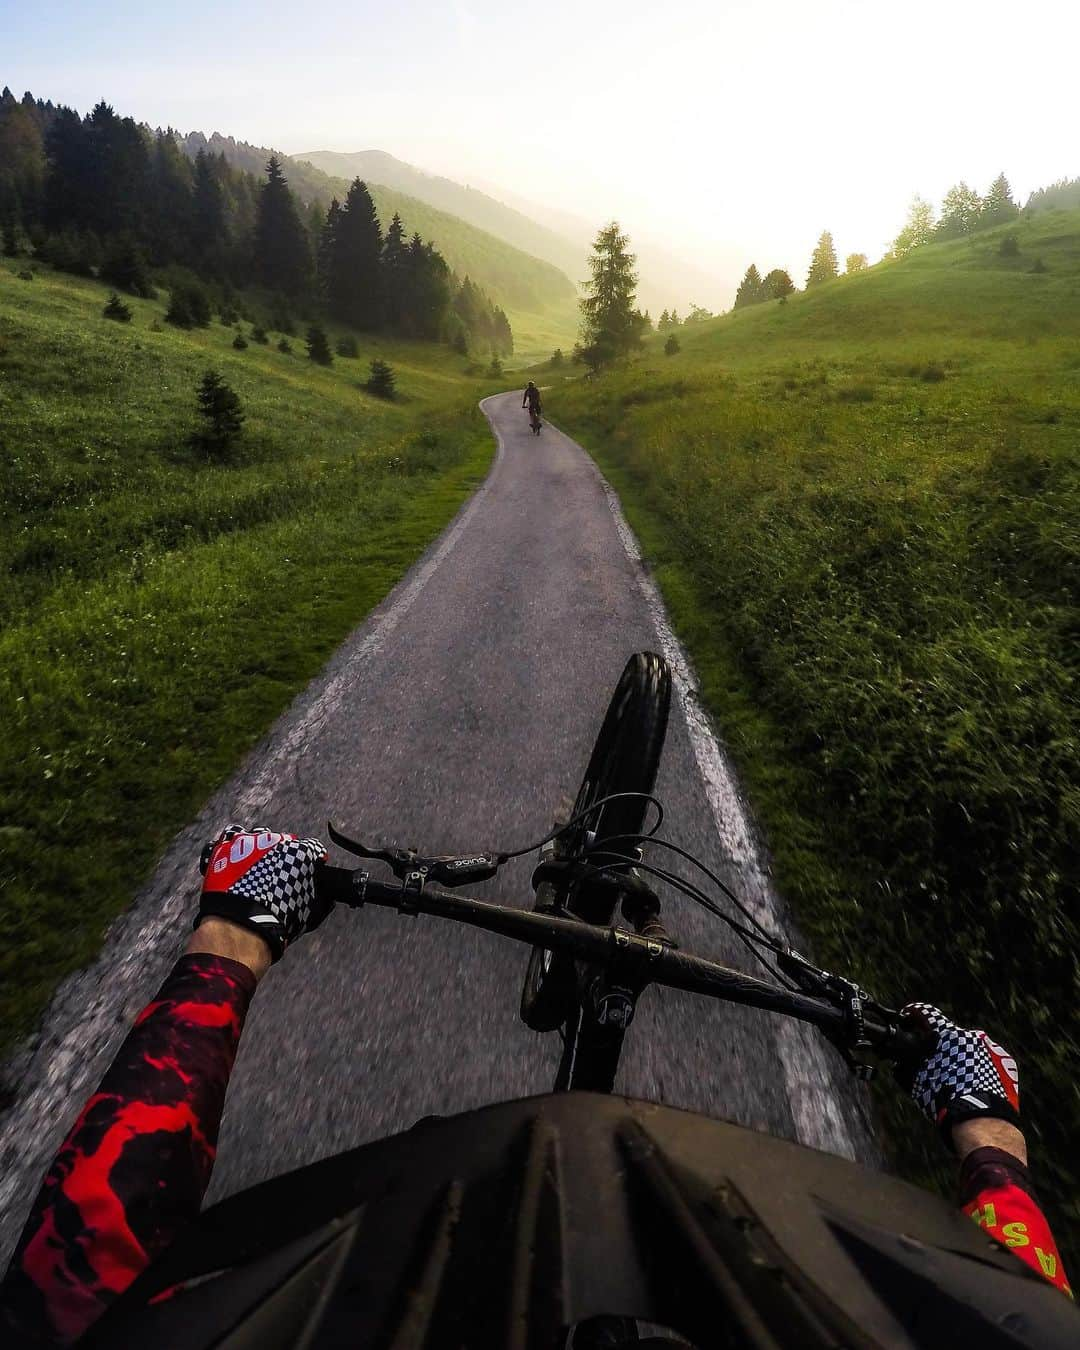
179 132 575 322
298 149 585 282
299 148 737 314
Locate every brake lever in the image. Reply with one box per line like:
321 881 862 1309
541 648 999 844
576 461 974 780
327 822 504 888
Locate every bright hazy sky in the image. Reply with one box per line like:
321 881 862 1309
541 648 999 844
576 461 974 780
5 0 1078 298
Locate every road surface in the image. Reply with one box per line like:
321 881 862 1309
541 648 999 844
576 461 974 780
0 392 876 1261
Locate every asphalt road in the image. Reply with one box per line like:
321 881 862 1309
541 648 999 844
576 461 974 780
0 392 876 1261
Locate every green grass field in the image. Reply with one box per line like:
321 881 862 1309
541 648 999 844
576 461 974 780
547 210 1080 1254
0 262 498 1059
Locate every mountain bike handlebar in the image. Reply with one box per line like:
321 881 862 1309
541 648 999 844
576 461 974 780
316 863 922 1063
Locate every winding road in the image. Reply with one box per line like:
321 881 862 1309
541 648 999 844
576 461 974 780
0 391 876 1262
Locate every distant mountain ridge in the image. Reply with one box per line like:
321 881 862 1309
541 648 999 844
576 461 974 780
298 148 738 313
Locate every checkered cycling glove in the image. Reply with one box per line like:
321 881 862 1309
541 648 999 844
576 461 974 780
900 1002 1021 1144
196 824 332 962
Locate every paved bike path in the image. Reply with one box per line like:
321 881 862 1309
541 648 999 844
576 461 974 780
0 392 874 1257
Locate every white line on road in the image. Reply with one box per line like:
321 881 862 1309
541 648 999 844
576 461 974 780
595 467 860 1160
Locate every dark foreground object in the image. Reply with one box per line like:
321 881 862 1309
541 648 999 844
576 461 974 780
86 1093 1076 1349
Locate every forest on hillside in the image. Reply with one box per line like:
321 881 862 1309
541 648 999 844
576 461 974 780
0 88 514 357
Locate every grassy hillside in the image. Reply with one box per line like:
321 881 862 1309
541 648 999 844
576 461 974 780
0 260 497 1060
547 210 1080 1252
178 133 578 359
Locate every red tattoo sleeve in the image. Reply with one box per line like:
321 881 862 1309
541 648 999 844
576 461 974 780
959 1146 1072 1299
0 953 256 1345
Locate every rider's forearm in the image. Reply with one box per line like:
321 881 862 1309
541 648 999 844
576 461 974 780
0 950 257 1345
956 1141 1071 1298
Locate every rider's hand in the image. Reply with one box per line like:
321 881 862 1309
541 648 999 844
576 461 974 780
897 1002 1022 1149
196 824 332 963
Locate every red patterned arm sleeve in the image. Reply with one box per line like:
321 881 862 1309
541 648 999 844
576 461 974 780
0 953 256 1346
959 1147 1073 1298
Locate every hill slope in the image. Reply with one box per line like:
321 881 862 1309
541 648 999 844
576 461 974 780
0 257 495 1055
548 208 1080 1256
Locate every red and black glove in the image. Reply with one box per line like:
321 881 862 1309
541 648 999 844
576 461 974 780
898 1002 1021 1146
197 823 332 962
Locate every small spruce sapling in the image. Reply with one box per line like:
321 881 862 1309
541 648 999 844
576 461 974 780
664 334 681 356
195 370 245 455
365 357 396 399
103 292 132 322
306 324 333 365
232 331 248 350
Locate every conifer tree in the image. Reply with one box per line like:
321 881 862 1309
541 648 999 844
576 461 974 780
657 309 670 332
578 221 640 370
329 178 382 328
306 323 333 365
670 308 681 326
366 357 396 399
493 306 514 356
734 264 765 308
191 149 227 276
805 231 838 287
253 155 312 296
318 197 341 297
195 369 245 455
381 212 407 328
980 172 1019 227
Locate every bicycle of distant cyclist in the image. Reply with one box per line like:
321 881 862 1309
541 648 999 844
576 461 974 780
528 406 542 435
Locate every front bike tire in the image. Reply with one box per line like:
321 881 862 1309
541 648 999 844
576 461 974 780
520 653 672 1056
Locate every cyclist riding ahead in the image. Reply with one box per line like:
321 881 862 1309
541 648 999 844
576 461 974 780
523 379 543 434
1 654 1075 1348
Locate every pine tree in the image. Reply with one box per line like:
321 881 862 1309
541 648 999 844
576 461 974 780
734 264 765 308
318 197 341 297
148 131 193 265
891 196 936 258
493 306 514 355
306 323 333 365
195 369 244 455
657 309 670 332
366 357 396 399
103 292 132 322
381 212 407 329
640 309 653 333
191 149 227 276
980 172 1019 227
937 182 981 238
253 156 312 296
762 268 795 300
669 308 681 326
844 253 868 274
329 178 382 328
579 221 640 370
101 233 153 297
805 231 838 287
664 334 680 356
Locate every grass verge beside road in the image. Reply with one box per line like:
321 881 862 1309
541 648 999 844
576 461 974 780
0 263 495 1055
550 211 1080 1258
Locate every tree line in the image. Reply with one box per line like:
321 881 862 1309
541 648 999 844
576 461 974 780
0 87 512 356
890 173 1021 258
